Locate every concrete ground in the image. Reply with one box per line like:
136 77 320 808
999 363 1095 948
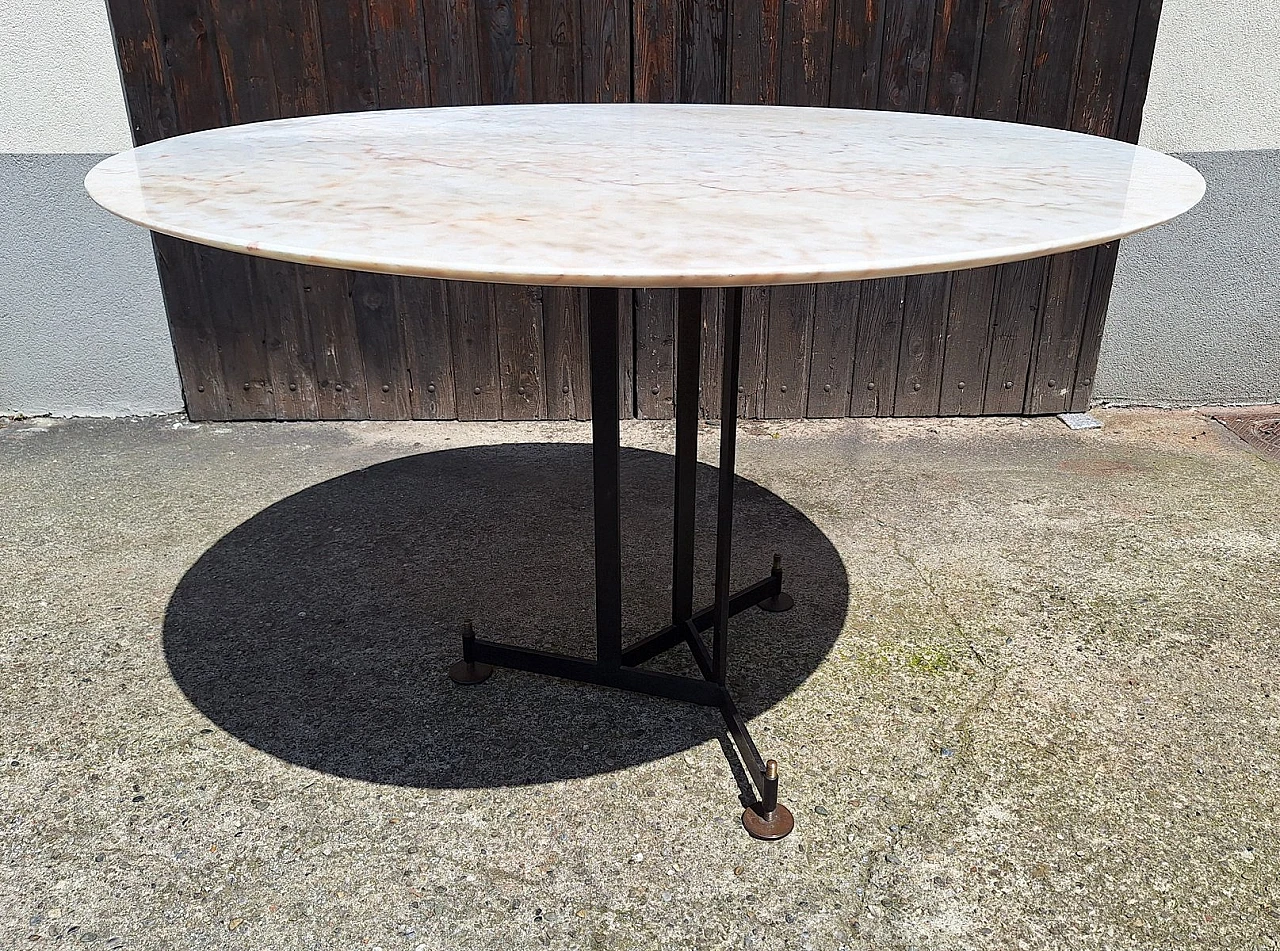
1 409 1276 950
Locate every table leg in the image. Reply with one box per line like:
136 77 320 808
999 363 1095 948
672 288 701 625
448 283 796 840
588 287 624 668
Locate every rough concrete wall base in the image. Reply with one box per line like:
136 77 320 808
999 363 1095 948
0 154 182 417
1097 149 1280 408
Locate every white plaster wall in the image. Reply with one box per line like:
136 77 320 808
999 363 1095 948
0 0 134 152
1140 0 1280 153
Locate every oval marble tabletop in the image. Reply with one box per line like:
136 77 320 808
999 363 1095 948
86 104 1205 288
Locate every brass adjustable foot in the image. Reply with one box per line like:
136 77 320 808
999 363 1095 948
742 802 795 840
740 759 795 840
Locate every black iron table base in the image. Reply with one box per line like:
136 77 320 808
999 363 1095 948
448 285 796 841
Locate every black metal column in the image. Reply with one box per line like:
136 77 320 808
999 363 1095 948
672 288 702 624
712 287 743 685
588 286 623 668
450 283 795 842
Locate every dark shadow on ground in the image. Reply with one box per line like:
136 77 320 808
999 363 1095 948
164 443 847 788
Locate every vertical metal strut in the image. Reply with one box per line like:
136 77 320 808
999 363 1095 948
712 287 744 685
672 288 703 624
588 287 623 668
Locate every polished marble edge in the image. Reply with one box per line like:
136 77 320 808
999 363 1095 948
85 104 1207 288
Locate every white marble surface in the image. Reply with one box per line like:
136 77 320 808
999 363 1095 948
85 104 1205 287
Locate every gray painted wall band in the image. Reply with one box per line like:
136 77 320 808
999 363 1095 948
1 153 180 417
1097 149 1279 407
1 149 1275 417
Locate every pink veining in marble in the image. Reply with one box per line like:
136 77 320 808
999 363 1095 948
85 104 1205 288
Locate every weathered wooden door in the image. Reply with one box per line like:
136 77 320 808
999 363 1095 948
105 0 1162 421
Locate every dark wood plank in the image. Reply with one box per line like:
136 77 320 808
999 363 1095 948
477 0 533 104
699 288 726 417
301 266 369 419
897 0 985 416
617 289 635 419
632 0 677 418
765 0 833 418
635 0 677 103
104 0 177 143
204 0 300 422
350 270 413 419
779 0 835 106
149 0 237 412
927 0 986 115
448 282 503 419
1028 0 1135 414
264 0 328 118
850 277 905 416
423 0 484 106
737 286 772 418
1069 241 1120 413
938 265 998 414
495 285 546 419
807 281 861 416
810 0 882 417
849 0 929 417
1024 248 1094 414
1021 0 1087 130
424 0 505 421
314 0 378 110
258 260 319 418
195 247 276 418
398 277 457 419
543 287 590 419
877 0 933 111
894 271 951 416
829 0 884 109
235 0 332 420
971 0 1033 120
939 0 1032 413
982 257 1042 413
524 0 576 419
728 0 782 104
216 0 319 418
679 0 730 102
171 0 278 420
368 0 431 106
152 236 228 420
727 0 781 416
634 289 676 419
580 0 630 103
530 0 576 102
763 283 815 417
365 1 432 417
983 0 1086 413
580 0 632 418
473 1 547 419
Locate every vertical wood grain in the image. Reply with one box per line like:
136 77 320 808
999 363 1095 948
983 0 1085 414
900 0 984 417
808 0 882 418
850 0 931 417
727 0 781 416
107 0 1164 422
939 0 1032 414
632 0 677 418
